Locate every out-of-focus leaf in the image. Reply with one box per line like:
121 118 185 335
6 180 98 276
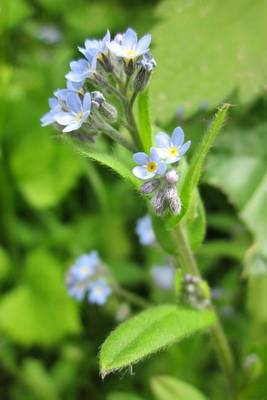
0 250 80 345
150 375 207 400
0 247 11 281
0 0 33 31
10 133 84 209
137 89 153 152
100 305 214 377
106 392 144 400
20 358 59 400
151 0 267 121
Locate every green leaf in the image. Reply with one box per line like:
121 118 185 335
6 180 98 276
106 392 144 400
137 89 153 152
0 250 80 345
151 213 178 255
81 148 139 189
151 0 267 121
167 104 229 229
150 375 207 400
186 192 206 251
204 122 267 260
99 305 215 377
11 134 84 209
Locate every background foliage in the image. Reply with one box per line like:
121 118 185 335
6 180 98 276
0 0 267 399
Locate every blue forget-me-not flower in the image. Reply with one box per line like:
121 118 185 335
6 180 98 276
66 54 97 84
66 251 112 305
151 264 175 291
107 28 151 61
132 148 166 180
54 92 91 132
88 278 112 305
41 97 61 127
79 30 110 61
155 127 191 164
135 214 156 246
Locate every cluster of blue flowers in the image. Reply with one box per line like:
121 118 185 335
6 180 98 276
66 251 112 305
41 28 156 142
132 127 191 216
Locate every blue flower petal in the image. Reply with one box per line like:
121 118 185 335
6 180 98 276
133 152 149 165
136 34 151 53
150 147 160 162
66 92 82 113
82 92 91 112
123 28 138 48
179 140 191 156
157 161 167 176
172 127 184 146
133 166 154 180
155 132 171 148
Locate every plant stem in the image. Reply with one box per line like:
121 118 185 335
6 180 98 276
102 123 136 152
115 286 151 309
174 224 238 399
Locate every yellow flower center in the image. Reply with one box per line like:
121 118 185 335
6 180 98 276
125 49 137 59
76 111 83 122
146 161 157 172
168 147 179 157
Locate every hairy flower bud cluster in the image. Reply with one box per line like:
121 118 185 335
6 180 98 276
180 273 211 309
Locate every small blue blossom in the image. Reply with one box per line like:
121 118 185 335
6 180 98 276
138 53 156 71
107 28 151 60
40 97 61 127
54 81 84 100
88 278 112 305
135 214 155 246
151 264 175 291
155 127 191 164
54 92 91 132
66 251 112 305
78 30 110 60
132 147 166 180
65 55 97 83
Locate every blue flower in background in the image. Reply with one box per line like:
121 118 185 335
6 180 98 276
132 148 166 180
54 92 91 132
151 264 175 291
135 214 155 246
107 28 151 60
79 30 110 60
66 55 97 83
155 127 191 164
40 97 61 126
88 278 112 305
66 251 112 305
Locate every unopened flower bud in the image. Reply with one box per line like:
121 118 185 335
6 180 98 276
123 59 135 76
91 91 105 108
99 52 113 72
140 179 160 194
164 185 181 215
99 101 118 122
165 169 179 184
151 190 165 216
133 67 151 92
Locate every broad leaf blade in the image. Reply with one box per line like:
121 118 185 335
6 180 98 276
100 305 215 377
150 375 207 400
137 89 153 152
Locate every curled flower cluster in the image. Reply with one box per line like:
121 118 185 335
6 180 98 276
41 28 156 147
66 251 112 305
132 127 191 216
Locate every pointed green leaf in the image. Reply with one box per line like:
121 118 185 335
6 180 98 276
81 149 139 188
150 375 207 400
167 104 229 229
100 305 215 377
137 89 153 152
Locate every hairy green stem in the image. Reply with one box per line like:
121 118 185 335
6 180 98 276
115 286 151 309
102 123 136 152
174 224 238 399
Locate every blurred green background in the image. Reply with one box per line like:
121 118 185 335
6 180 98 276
1 0 267 399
